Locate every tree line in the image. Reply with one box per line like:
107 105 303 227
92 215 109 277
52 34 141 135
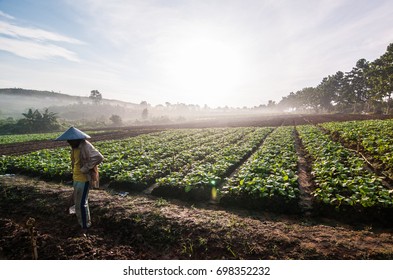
0 108 61 134
279 43 393 114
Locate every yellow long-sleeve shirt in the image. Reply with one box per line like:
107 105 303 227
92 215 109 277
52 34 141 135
72 148 88 182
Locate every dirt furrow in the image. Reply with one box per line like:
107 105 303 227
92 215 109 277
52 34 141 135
293 127 315 214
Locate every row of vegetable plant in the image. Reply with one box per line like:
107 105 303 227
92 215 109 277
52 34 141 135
221 126 299 210
297 125 393 209
104 128 259 189
154 127 273 198
321 119 393 177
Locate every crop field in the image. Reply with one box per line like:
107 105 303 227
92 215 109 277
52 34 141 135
2 114 393 260
1 117 393 222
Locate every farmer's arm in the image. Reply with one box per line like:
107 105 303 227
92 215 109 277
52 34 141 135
80 143 104 173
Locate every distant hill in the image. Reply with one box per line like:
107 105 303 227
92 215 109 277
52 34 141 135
0 88 137 107
0 88 79 99
0 88 265 126
0 88 142 122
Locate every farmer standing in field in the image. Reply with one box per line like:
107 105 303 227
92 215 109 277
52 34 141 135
55 127 104 232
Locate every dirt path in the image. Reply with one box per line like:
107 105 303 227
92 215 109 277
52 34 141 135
293 127 314 214
1 175 393 260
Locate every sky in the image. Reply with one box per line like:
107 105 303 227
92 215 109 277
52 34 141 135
1 0 393 108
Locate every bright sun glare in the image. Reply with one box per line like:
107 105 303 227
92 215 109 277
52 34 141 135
163 35 248 105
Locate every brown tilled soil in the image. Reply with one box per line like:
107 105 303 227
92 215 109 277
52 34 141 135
1 175 393 260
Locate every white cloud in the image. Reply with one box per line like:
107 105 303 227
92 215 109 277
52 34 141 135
0 10 15 20
0 19 83 62
0 36 80 62
0 21 83 44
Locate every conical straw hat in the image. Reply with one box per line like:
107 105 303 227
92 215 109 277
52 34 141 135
55 127 91 141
